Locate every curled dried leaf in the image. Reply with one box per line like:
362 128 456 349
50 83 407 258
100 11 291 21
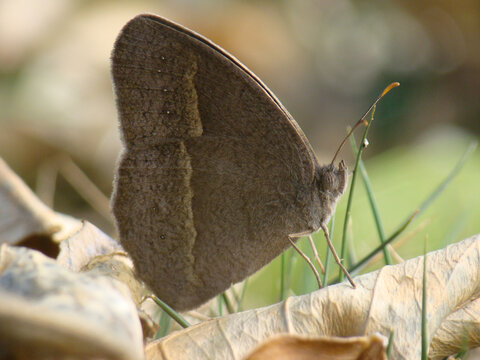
0 157 82 250
0 244 144 360
56 220 124 272
429 297 480 359
81 251 159 339
56 220 157 338
243 334 386 360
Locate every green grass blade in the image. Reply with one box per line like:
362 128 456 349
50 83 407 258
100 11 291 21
286 249 296 294
151 295 191 328
237 278 249 312
414 141 477 219
280 252 287 301
221 292 235 314
229 284 243 308
346 218 357 268
330 210 417 283
322 214 335 286
280 247 296 300
386 331 394 358
339 107 376 281
349 135 392 265
217 293 224 316
155 310 172 339
442 203 475 247
350 210 416 273
333 140 477 283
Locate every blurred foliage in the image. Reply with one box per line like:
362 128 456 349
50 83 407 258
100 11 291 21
0 0 479 310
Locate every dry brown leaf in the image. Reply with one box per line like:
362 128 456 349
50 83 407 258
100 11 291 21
0 156 81 247
0 244 144 360
56 220 124 272
0 157 157 342
82 252 158 339
243 334 386 360
56 219 157 338
429 296 480 359
146 233 480 360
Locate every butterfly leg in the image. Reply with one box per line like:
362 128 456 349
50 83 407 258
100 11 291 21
320 224 356 288
288 236 323 289
307 235 325 274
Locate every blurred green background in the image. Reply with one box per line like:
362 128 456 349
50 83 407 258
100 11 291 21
0 0 479 310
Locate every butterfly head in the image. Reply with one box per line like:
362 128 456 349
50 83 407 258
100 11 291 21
315 160 348 224
317 160 347 196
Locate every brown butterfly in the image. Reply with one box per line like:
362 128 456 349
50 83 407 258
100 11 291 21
111 14 396 311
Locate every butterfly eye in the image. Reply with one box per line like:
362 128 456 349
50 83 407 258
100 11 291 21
329 173 338 191
319 171 336 192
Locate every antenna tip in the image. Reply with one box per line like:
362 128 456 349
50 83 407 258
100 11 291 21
380 82 400 98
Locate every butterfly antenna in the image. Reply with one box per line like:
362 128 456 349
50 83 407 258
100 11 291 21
330 82 400 165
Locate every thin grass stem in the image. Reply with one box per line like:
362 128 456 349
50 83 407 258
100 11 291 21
339 108 376 281
280 252 287 301
58 155 111 221
386 331 394 358
334 141 476 283
217 294 224 316
151 295 190 328
237 278 249 312
349 136 392 264
221 292 235 314
414 141 477 219
330 209 417 283
155 310 172 339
